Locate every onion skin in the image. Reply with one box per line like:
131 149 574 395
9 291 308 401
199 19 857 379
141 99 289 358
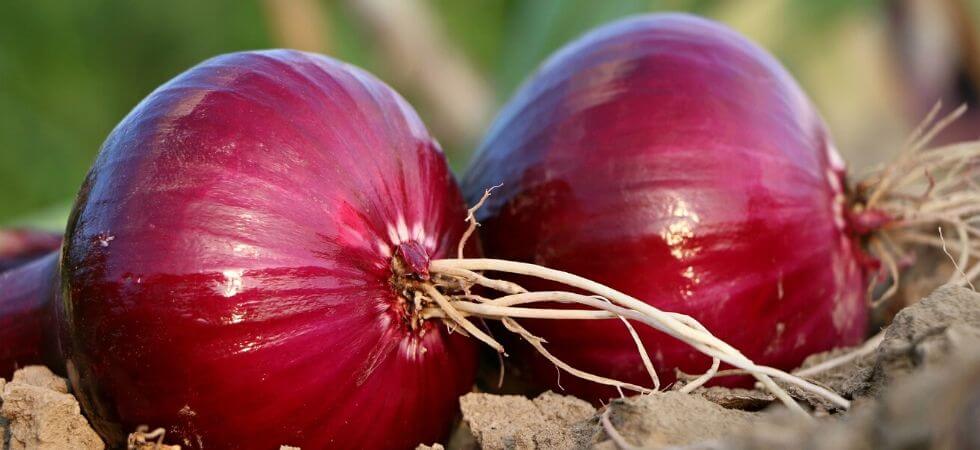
0 252 62 378
0 228 63 378
0 229 62 272
463 14 868 401
13 50 477 449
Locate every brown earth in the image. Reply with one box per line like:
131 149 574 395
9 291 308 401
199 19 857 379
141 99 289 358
0 366 102 450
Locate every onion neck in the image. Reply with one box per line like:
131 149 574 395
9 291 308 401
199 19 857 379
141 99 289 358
389 241 435 332
845 204 895 238
0 251 64 378
844 107 980 304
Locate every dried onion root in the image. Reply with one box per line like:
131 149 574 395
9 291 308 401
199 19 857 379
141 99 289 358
856 103 980 305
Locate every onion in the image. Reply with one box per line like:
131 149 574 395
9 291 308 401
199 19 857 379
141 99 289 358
0 252 61 378
0 229 63 377
0 50 476 449
0 228 62 272
462 13 872 401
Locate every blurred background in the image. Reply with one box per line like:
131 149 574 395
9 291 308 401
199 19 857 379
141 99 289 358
1 0 979 229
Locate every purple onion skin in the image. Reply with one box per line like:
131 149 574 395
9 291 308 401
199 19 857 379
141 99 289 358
0 252 62 377
0 229 62 272
463 14 868 402
0 229 64 377
48 50 476 449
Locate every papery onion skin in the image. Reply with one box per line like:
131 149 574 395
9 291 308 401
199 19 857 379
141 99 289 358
463 14 867 401
50 50 476 449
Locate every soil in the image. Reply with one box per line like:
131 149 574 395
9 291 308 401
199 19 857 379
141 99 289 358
456 391 595 449
4 286 979 449
0 366 103 450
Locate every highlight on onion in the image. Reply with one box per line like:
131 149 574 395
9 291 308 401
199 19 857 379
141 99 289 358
461 13 980 402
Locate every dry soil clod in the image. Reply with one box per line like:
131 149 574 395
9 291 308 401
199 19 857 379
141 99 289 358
0 366 103 450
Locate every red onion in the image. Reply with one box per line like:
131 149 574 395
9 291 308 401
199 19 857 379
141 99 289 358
0 50 476 449
462 14 869 401
0 252 61 377
0 228 62 272
0 229 63 376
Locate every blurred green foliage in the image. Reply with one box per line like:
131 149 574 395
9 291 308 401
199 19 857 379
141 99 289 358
0 1 270 227
0 0 937 228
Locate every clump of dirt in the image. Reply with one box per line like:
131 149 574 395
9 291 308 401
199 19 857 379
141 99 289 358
9 367 68 395
583 392 757 449
841 284 980 398
456 390 756 449
0 366 104 450
458 391 595 449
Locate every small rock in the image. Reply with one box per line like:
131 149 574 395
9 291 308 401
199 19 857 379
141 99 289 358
579 392 756 449
1 378 104 449
460 391 596 449
11 366 69 394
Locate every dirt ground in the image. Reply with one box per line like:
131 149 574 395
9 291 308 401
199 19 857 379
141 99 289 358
3 286 979 450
